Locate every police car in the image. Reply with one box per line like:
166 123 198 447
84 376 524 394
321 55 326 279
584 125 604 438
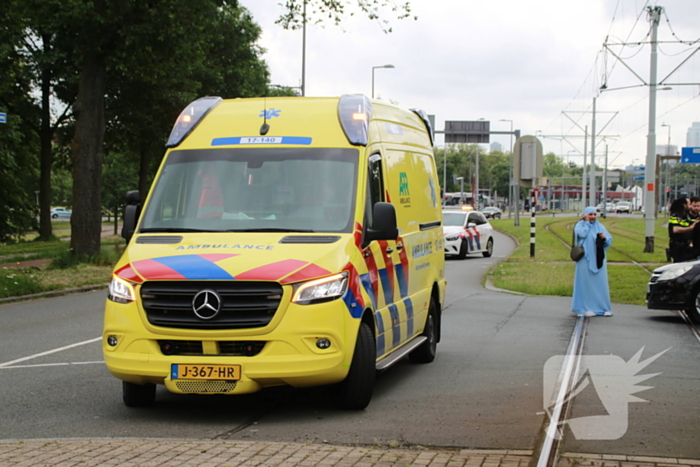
442 210 494 259
646 260 700 323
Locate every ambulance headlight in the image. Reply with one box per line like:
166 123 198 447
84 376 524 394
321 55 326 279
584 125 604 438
292 272 348 305
108 276 136 304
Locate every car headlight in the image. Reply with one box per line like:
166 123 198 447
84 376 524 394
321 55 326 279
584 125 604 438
445 235 459 241
292 272 348 305
108 276 136 304
657 264 693 282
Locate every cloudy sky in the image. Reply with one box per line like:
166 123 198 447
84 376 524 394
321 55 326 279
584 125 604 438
244 0 699 171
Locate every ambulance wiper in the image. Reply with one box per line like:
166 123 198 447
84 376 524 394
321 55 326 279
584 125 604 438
231 228 316 233
140 228 215 233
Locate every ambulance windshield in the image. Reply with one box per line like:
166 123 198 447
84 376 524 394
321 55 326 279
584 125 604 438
139 148 358 234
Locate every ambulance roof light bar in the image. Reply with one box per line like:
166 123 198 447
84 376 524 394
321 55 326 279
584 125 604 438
338 94 372 146
166 96 222 148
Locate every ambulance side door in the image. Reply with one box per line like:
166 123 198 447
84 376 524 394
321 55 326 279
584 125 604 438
363 152 401 358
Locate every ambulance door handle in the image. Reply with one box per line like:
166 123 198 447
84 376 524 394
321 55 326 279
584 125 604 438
385 248 394 254
396 243 404 250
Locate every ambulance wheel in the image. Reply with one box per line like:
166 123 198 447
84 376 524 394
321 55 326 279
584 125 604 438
335 322 375 410
482 238 494 258
122 381 156 407
457 239 468 259
409 297 438 364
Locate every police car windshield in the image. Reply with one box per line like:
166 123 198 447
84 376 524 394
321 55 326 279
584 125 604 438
139 148 358 234
442 212 467 226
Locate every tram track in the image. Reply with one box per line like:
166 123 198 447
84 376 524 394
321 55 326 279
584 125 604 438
532 315 588 467
544 220 653 273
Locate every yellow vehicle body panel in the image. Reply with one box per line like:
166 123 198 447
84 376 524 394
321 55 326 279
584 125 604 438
103 95 446 399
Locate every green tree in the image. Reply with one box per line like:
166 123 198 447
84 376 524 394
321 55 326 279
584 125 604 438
0 0 76 241
0 114 40 242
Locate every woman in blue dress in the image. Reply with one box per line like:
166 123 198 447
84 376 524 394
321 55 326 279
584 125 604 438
571 206 613 317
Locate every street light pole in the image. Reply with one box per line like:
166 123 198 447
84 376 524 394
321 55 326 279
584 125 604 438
300 0 307 96
371 64 395 99
499 119 513 218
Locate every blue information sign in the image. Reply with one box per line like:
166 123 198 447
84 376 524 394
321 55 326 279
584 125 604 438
681 147 700 164
633 176 645 181
0 113 6 124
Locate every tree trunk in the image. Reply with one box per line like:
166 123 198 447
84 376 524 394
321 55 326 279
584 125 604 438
70 52 106 256
38 39 53 241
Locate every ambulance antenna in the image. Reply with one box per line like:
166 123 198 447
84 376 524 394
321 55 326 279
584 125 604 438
260 96 270 135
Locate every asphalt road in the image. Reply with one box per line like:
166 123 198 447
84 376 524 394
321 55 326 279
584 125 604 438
0 230 698 459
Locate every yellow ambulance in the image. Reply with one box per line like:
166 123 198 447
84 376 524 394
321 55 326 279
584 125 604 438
104 94 446 410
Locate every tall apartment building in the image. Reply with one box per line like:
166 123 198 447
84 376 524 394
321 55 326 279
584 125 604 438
688 122 700 148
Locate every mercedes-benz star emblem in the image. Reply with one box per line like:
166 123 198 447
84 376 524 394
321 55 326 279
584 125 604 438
192 289 221 320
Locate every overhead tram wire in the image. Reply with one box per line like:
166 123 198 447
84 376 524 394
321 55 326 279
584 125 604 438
662 9 700 46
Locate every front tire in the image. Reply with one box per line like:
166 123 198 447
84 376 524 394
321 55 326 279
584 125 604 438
123 381 156 407
686 290 700 324
335 322 376 410
457 238 468 259
410 297 439 363
482 237 494 258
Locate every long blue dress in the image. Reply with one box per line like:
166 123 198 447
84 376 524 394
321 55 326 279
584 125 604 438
571 219 613 315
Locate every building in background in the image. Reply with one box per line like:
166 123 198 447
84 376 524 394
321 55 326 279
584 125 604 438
656 144 678 156
490 141 503 153
688 122 700 148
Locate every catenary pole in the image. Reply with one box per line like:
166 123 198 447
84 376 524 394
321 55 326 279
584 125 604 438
644 6 661 252
589 98 597 207
582 126 588 210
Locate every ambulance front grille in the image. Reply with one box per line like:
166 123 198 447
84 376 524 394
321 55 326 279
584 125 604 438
141 281 282 330
175 380 237 393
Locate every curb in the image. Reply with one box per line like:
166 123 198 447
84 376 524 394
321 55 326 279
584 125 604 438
0 284 106 305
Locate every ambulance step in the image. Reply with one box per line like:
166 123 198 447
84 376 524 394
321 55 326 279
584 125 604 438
375 336 428 371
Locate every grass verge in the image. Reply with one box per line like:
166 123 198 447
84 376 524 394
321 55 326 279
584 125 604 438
489 215 668 306
0 230 124 299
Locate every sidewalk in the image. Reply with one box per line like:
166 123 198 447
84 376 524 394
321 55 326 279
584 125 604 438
0 438 698 467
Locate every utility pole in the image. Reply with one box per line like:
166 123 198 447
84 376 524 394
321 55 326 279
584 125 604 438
603 145 608 216
589 98 597 207
582 126 588 209
301 0 307 96
643 6 661 252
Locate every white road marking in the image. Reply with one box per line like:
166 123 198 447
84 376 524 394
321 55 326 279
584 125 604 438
0 337 101 368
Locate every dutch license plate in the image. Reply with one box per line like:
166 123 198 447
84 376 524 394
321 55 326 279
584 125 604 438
171 364 241 381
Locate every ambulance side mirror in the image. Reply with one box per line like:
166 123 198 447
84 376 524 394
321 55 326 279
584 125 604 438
121 190 141 242
364 202 398 247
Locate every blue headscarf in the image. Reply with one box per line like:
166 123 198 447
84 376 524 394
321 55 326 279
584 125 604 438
578 206 612 272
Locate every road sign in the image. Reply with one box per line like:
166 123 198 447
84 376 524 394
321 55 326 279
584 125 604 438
681 147 700 164
444 120 490 143
633 176 645 181
0 113 6 124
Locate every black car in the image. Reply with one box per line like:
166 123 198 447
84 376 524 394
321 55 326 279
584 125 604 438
480 207 502 219
646 260 700 323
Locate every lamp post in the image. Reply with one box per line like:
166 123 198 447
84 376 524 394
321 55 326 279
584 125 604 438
661 123 671 208
499 119 514 218
371 64 395 99
300 0 307 96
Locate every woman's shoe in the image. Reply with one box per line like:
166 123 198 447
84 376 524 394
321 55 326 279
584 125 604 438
584 311 596 317
603 311 613 317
